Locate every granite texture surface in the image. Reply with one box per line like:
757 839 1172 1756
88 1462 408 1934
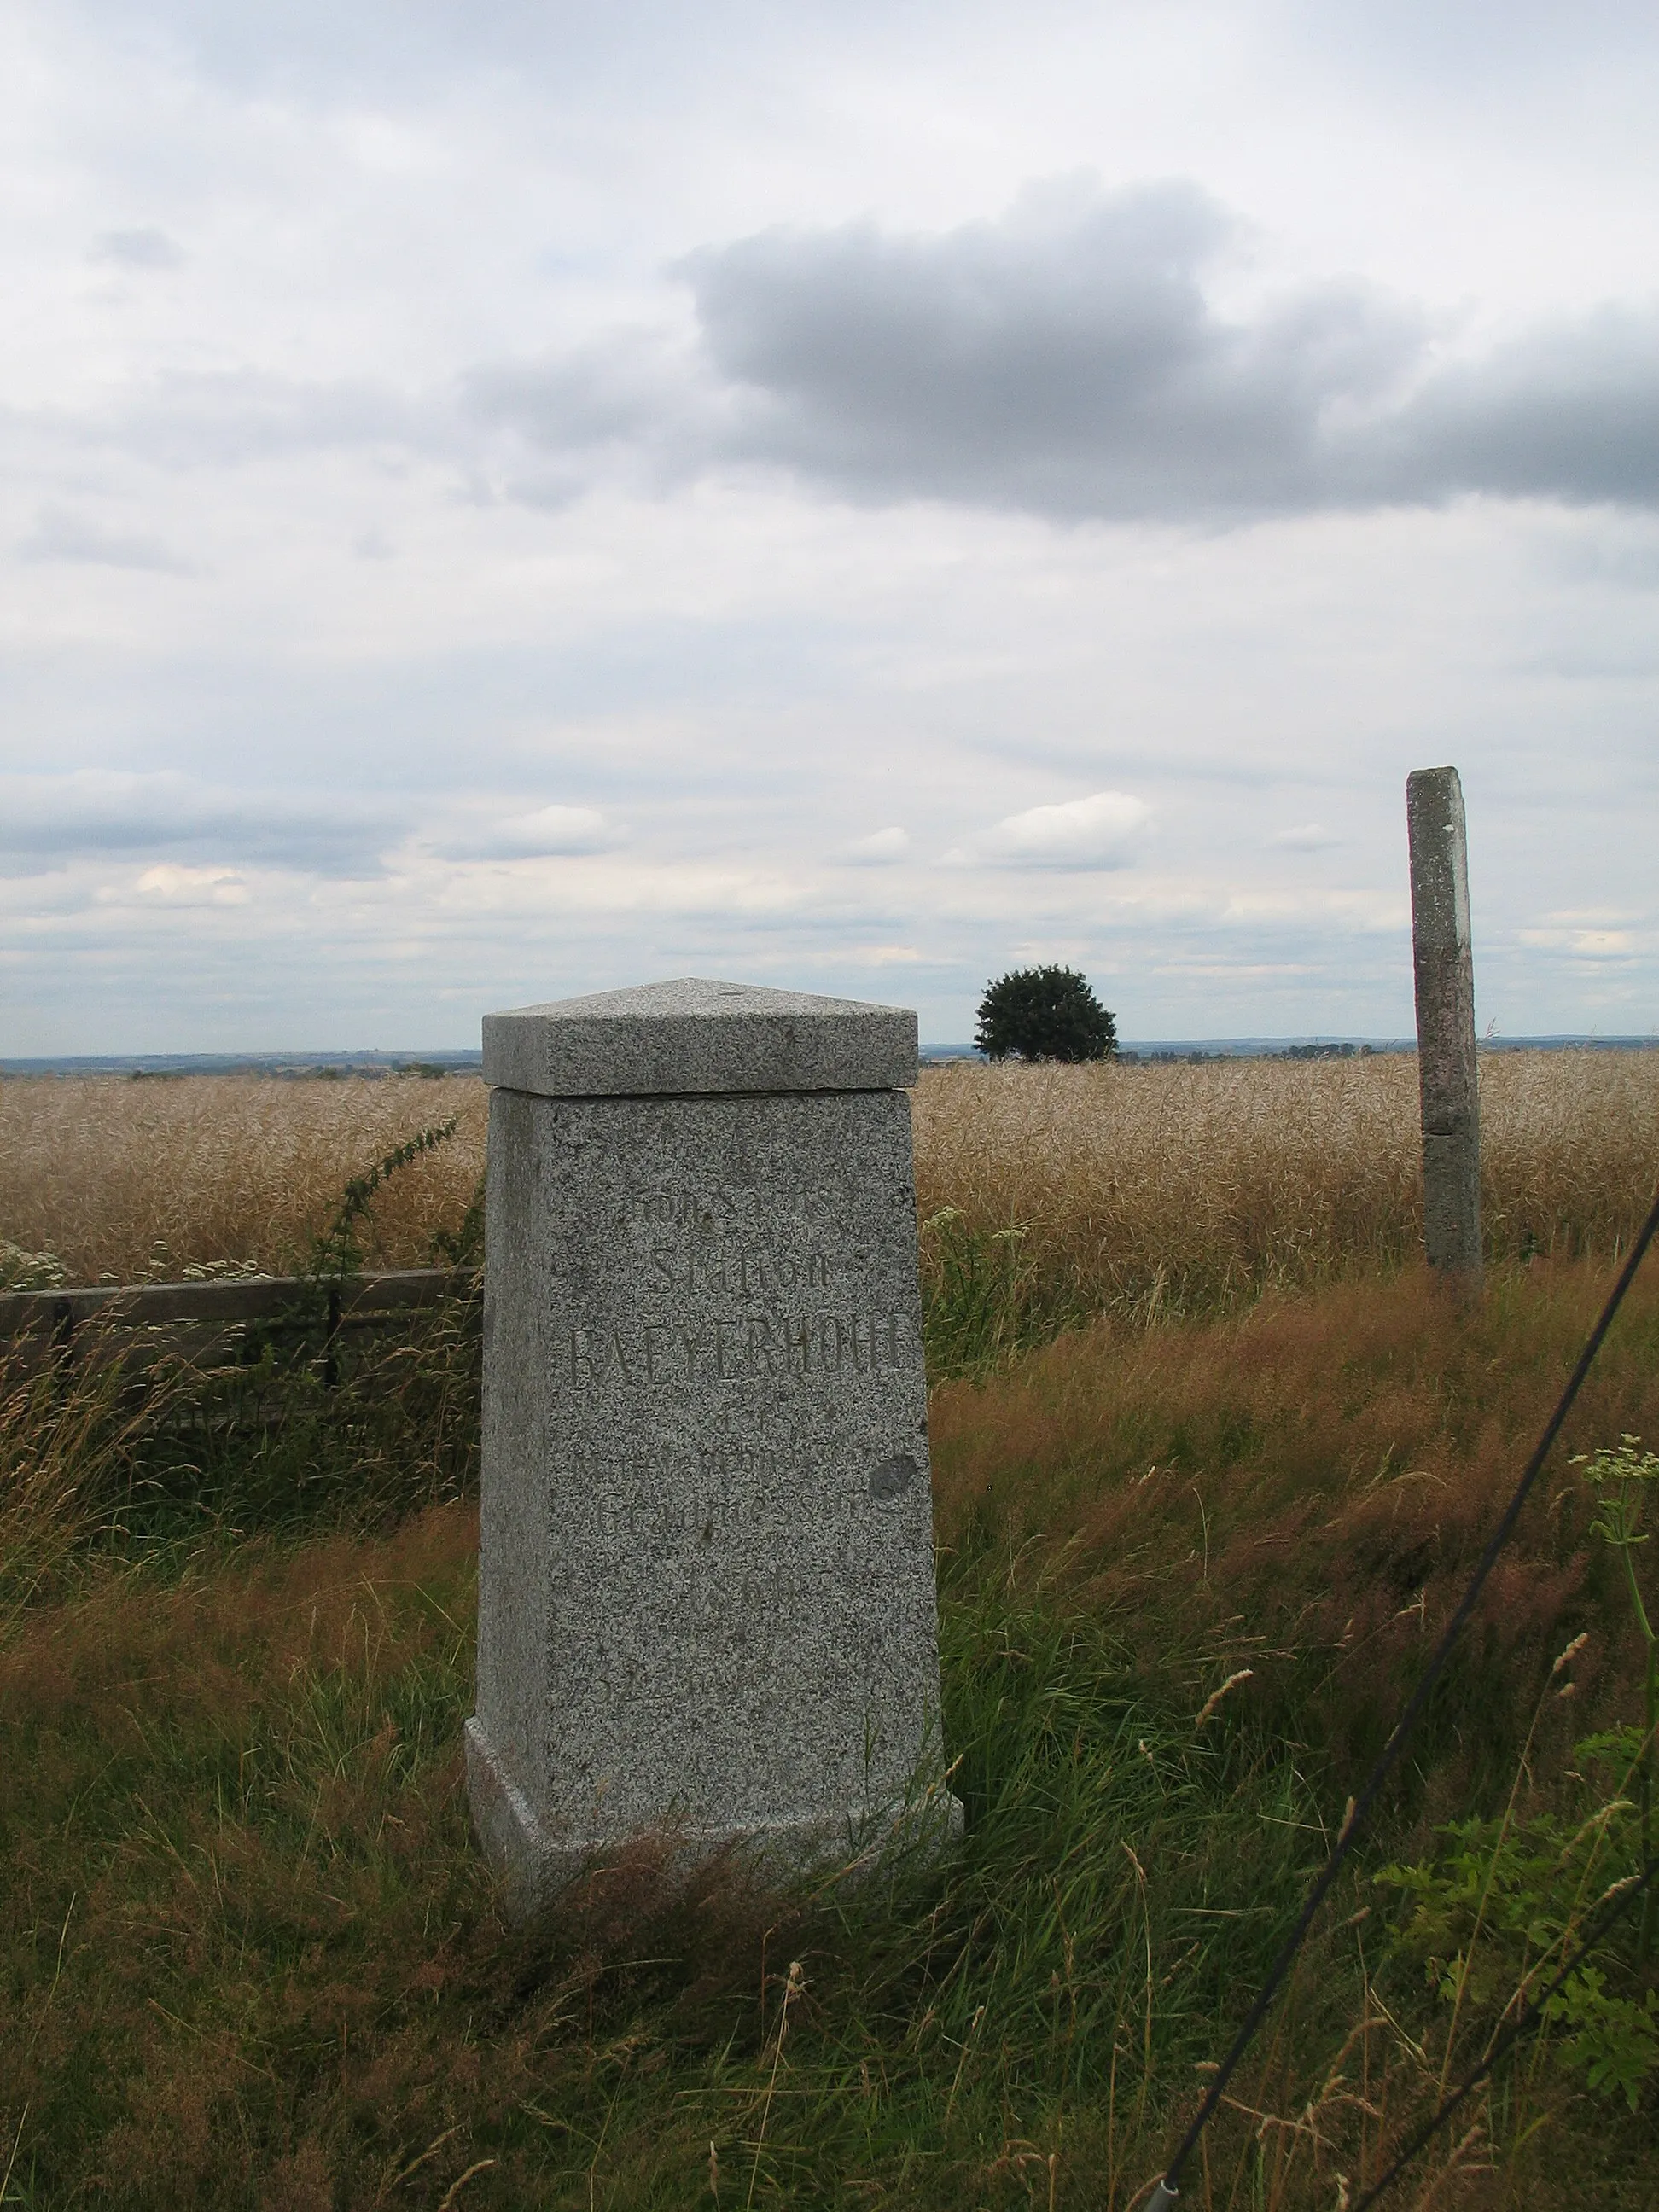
470 1052 958 1917
481 977 917 1098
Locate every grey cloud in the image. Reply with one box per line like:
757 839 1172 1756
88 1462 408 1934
0 771 399 874
91 227 185 270
459 330 720 503
468 181 1419 519
19 504 195 573
465 337 675 451
1377 311 1659 508
680 182 1424 521
675 182 1659 521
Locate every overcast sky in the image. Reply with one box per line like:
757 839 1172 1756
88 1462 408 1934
4 0 1657 1051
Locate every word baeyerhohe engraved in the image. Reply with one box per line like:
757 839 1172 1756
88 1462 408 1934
466 978 962 1919
562 1307 917 1389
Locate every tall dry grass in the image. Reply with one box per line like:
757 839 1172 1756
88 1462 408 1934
7 1266 1659 2205
0 1074 488 1283
914 1048 1659 1331
3 1051 1655 1304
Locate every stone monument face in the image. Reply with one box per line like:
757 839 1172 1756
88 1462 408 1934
466 979 959 1916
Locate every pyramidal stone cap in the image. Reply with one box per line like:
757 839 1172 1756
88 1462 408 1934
481 977 918 1098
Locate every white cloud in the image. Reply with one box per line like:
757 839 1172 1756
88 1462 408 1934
844 825 911 864
1272 822 1341 850
400 851 806 919
429 803 615 861
1573 931 1635 955
134 864 248 904
970 790 1150 870
498 804 611 853
849 942 922 963
1517 925 1643 959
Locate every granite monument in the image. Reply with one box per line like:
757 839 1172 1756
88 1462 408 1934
465 978 960 1916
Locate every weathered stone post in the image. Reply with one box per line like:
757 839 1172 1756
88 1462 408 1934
466 978 961 1918
1406 767 1481 1284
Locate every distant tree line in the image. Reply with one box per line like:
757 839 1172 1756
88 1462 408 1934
1135 1043 1381 1066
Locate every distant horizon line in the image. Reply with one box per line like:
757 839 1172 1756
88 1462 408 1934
5 1032 1656 1077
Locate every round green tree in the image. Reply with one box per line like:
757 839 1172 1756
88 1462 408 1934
975 966 1116 1062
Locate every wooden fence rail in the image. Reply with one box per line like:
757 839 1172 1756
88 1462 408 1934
0 1267 478 1372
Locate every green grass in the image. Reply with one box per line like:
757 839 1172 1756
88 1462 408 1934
0 1518 1349 2209
4 1259 1659 2207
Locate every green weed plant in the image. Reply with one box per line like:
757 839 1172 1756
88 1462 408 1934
1377 1437 1659 2116
920 1208 1101 1377
306 1115 462 1286
1575 1435 1659 1962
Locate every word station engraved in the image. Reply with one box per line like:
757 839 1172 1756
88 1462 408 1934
649 1243 830 1297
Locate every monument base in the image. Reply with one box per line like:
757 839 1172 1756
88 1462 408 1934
465 1717 963 1923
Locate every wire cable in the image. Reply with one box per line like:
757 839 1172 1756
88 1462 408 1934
1151 1187 1659 2202
1347 1858 1653 2212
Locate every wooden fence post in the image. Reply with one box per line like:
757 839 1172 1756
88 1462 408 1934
1406 765 1482 1286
